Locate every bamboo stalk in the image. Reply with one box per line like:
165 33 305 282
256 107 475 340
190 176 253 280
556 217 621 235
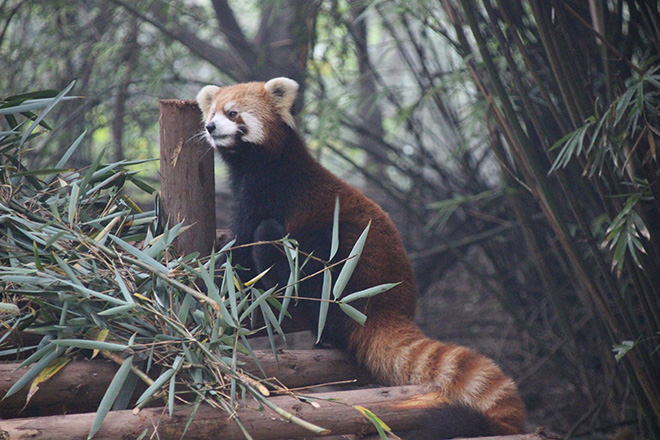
480 0 596 404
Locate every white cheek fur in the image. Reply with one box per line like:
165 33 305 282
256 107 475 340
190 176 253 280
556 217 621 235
240 112 265 144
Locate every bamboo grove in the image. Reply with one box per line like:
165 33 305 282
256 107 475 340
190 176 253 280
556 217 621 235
434 1 660 436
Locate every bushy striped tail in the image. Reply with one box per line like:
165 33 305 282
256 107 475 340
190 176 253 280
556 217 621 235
348 317 525 435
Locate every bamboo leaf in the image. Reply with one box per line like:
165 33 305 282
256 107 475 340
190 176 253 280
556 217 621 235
67 182 80 224
110 234 169 274
339 303 367 326
225 262 239 323
317 270 332 344
197 257 218 302
217 296 237 329
355 405 391 439
339 282 400 304
260 296 284 339
15 340 56 371
136 368 175 406
0 302 20 313
88 355 134 439
613 340 636 362
91 329 110 359
50 339 128 351
168 356 184 416
333 221 371 300
330 196 340 260
113 266 135 304
32 243 43 272
19 81 76 146
243 266 272 288
55 131 86 169
78 147 106 197
0 345 38 357
52 253 86 294
55 278 128 305
168 368 177 416
239 286 276 323
279 241 299 324
239 334 266 378
0 96 77 115
549 118 595 174
3 346 63 399
218 238 236 254
177 291 194 325
278 271 296 325
10 168 69 177
26 357 70 407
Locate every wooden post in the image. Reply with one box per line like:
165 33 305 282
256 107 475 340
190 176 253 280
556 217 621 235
159 99 216 256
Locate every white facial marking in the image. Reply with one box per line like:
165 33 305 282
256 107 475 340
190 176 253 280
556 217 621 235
224 101 236 113
240 112 265 144
205 113 239 149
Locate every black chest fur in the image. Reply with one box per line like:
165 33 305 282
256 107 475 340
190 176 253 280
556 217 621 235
218 134 353 346
223 149 289 241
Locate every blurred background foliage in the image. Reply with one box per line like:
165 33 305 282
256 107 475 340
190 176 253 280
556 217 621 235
2 0 659 438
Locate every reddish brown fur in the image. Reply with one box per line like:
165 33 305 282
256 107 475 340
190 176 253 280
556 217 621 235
199 80 526 435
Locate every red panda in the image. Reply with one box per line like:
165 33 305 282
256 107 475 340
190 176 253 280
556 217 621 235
196 78 526 437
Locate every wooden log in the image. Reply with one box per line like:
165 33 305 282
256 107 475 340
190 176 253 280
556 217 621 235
159 99 216 257
0 349 372 418
0 360 132 419
0 385 447 439
323 436 546 440
240 348 374 387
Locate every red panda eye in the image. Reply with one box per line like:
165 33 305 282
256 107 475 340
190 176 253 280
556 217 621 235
227 110 238 119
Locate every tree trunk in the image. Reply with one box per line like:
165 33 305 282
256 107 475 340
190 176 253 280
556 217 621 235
159 99 216 257
111 14 140 163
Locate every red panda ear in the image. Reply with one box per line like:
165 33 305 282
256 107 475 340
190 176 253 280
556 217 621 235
264 77 298 127
196 85 220 121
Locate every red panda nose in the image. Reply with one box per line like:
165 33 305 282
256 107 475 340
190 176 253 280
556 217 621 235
206 122 216 133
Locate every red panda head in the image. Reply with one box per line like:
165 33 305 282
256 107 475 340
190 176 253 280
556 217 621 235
196 78 298 153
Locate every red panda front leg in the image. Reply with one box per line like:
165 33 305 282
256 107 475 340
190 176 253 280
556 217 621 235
251 219 290 289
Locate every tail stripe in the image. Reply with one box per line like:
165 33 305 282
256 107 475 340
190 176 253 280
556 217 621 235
432 345 463 391
359 331 419 384
407 339 444 383
455 355 491 400
477 376 517 412
395 338 431 383
415 342 453 384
